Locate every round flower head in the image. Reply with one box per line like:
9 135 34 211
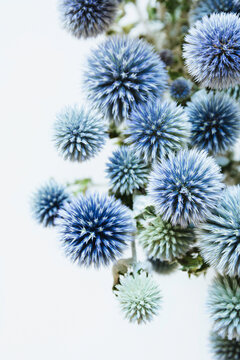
149 258 178 275
159 49 174 66
53 106 107 162
57 193 135 267
170 78 191 102
106 147 149 196
85 36 168 124
210 333 240 360
148 148 223 227
125 101 190 162
32 180 69 227
187 91 240 154
199 186 240 277
183 13 240 89
114 268 162 324
60 0 118 38
208 275 240 340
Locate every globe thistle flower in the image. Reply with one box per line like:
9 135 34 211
149 258 178 275
225 85 240 100
106 147 149 196
57 193 135 267
210 333 240 360
208 275 240 340
53 106 107 162
187 91 240 154
183 13 240 89
125 101 190 162
32 180 69 227
114 268 162 324
85 36 168 124
170 78 191 102
148 149 223 227
59 0 118 38
199 186 240 277
159 49 174 66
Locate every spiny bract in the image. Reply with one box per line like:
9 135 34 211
53 106 107 162
85 36 168 124
199 186 240 277
125 101 190 162
170 78 191 102
208 275 240 340
148 148 223 227
183 13 240 89
210 333 240 360
57 193 135 267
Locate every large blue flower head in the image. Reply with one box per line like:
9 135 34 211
106 146 149 196
57 193 135 267
187 91 240 154
183 13 240 89
170 78 192 102
53 106 107 162
32 180 70 227
210 333 240 360
125 101 190 162
199 186 240 277
148 149 223 227
60 0 118 38
208 275 240 340
85 36 168 124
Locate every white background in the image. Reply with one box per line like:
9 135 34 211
1 0 214 359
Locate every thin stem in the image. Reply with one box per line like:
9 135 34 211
131 240 137 263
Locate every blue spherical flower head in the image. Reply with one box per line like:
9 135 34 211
32 180 69 227
170 78 191 102
187 91 240 154
106 146 149 196
60 0 118 38
85 36 168 124
148 149 223 227
57 193 135 267
199 186 240 277
125 101 190 162
183 13 240 89
53 106 107 162
208 275 240 340
210 333 240 360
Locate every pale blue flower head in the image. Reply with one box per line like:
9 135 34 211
210 333 240 360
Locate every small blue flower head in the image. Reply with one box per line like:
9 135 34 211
148 148 223 227
199 186 240 277
53 106 107 162
187 91 240 154
210 333 240 360
57 193 135 267
170 78 192 102
208 275 240 340
183 13 240 89
59 0 118 38
159 49 174 66
32 180 69 227
85 36 168 124
125 101 190 162
106 146 149 196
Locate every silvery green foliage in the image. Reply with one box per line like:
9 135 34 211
85 36 168 124
183 13 240 89
199 186 240 277
106 146 149 195
170 78 191 102
210 333 240 360
125 101 190 162
115 268 162 324
148 148 223 228
208 275 240 340
53 106 107 162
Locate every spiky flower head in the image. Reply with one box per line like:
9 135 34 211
210 333 240 360
53 106 107 162
208 275 240 340
149 258 178 275
114 268 162 324
159 49 174 66
59 0 118 38
148 148 223 227
106 147 149 196
57 193 135 267
183 13 240 89
32 180 69 227
125 101 190 162
170 78 191 102
187 91 240 154
85 36 168 124
199 186 240 277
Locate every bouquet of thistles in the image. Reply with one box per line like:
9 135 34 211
31 0 240 357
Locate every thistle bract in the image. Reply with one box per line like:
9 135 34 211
210 333 240 360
